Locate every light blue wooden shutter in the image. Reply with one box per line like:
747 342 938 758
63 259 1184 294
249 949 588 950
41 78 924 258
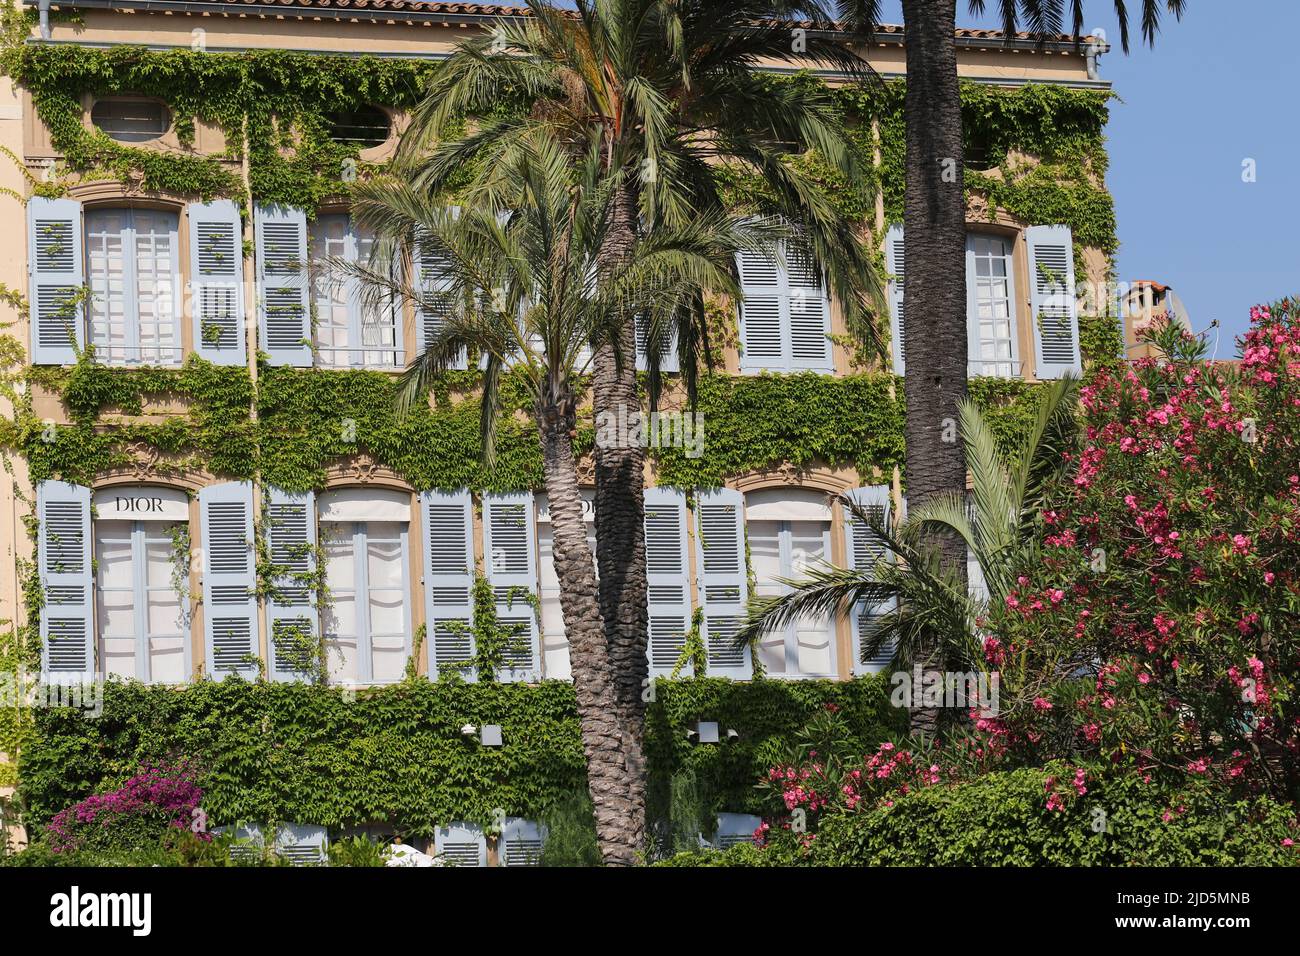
36 481 94 683
188 200 246 366
695 487 751 679
786 241 831 370
273 823 328 866
737 244 786 371
199 481 259 678
435 821 486 867
635 313 679 373
1026 225 1081 378
885 226 905 375
414 228 468 371
254 204 311 367
214 822 264 863
644 487 691 676
420 489 476 680
265 488 317 682
847 485 896 675
27 197 84 365
501 817 546 866
483 492 540 682
715 812 762 849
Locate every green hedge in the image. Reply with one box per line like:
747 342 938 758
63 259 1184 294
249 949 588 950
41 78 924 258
18 675 899 840
660 765 1300 867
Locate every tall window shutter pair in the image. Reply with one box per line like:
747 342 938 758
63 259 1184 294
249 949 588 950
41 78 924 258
736 237 832 373
884 224 1081 379
26 197 246 366
845 485 898 675
433 819 545 867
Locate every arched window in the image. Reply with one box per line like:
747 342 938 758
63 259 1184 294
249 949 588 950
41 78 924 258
92 486 191 683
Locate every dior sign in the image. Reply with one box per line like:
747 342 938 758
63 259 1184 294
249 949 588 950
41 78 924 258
92 488 189 522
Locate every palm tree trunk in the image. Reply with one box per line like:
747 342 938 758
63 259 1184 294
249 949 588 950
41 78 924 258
591 178 649 849
537 396 640 866
902 0 969 738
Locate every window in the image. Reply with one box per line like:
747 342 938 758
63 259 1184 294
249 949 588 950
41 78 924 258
91 98 169 143
326 106 391 149
736 231 831 372
537 492 597 681
91 487 190 683
85 207 181 365
309 213 401 368
967 233 1018 377
747 489 835 677
320 489 412 684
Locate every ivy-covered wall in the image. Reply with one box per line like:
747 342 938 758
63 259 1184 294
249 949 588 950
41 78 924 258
18 674 902 836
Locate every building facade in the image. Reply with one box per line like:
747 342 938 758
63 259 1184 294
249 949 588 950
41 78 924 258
0 1 1116 856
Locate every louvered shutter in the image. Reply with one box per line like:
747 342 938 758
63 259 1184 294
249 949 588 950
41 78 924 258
695 487 751 679
36 481 94 683
737 245 786 371
414 221 467 370
786 241 831 370
273 823 328 866
847 485 896 675
435 821 486 867
644 487 691 676
483 492 540 682
501 818 546 867
1026 225 1081 378
199 482 260 678
715 812 762 849
265 488 318 682
635 313 679 373
420 489 476 680
188 200 246 366
885 226 905 375
214 823 264 864
27 197 84 365
254 204 311 367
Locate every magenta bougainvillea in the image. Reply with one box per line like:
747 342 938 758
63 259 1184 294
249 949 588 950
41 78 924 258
46 762 206 853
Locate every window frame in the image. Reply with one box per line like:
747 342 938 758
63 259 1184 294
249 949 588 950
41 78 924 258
89 96 172 145
965 230 1021 379
308 211 404 370
747 515 837 679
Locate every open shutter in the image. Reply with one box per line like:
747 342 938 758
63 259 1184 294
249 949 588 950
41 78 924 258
695 487 751 679
483 492 540 682
644 487 691 677
414 223 467 371
885 226 905 375
265 488 317 682
36 481 94 683
715 812 762 849
635 313 679 373
274 823 328 866
847 485 896 675
1026 225 1081 378
435 821 486 867
737 245 786 371
786 241 831 370
420 489 476 680
27 197 84 365
188 200 246 366
254 204 311 367
199 481 259 679
500 818 546 867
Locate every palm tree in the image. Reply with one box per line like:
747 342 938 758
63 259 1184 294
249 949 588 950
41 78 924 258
394 0 885 850
736 375 1080 733
342 132 750 864
812 0 1186 734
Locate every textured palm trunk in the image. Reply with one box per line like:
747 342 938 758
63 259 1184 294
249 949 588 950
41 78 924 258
902 0 969 738
591 178 649 850
537 396 640 866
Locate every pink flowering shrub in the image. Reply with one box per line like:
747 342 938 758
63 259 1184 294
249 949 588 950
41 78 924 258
45 762 207 853
981 304 1300 802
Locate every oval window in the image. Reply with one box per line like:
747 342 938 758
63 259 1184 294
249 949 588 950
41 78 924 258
91 98 170 143
326 106 392 149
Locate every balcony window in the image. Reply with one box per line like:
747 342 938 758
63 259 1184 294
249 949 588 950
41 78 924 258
967 233 1019 378
309 213 402 368
85 207 181 365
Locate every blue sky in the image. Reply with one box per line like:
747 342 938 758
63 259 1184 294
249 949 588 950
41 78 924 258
874 0 1299 357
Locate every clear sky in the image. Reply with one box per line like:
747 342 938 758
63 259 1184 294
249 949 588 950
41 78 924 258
875 0 1299 358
